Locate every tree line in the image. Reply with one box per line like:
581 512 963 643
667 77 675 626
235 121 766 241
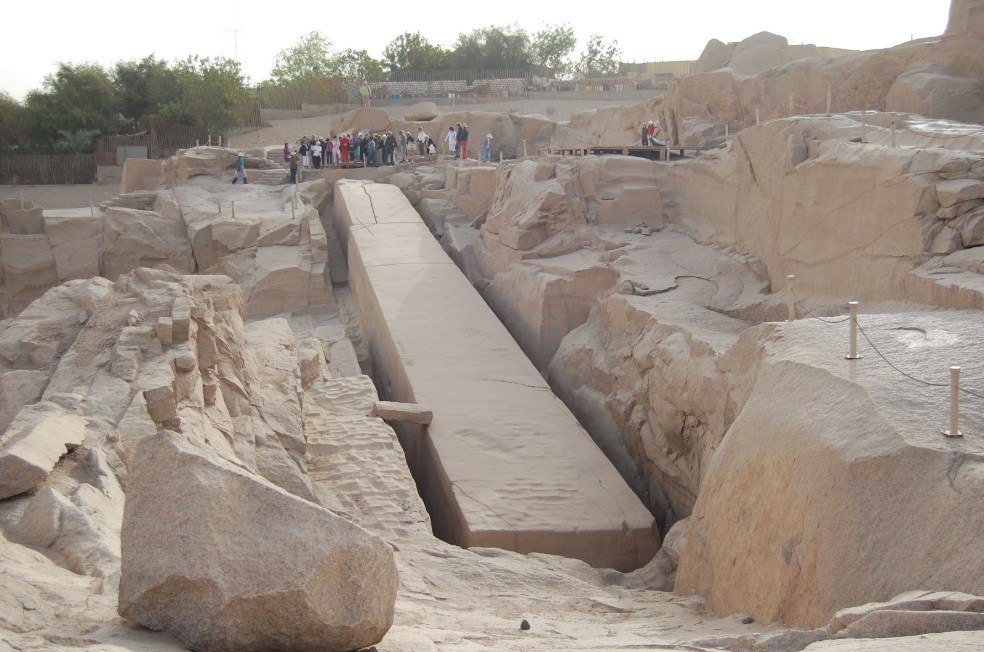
0 24 621 155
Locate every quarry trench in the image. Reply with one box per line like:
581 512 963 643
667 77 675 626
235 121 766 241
317 177 662 572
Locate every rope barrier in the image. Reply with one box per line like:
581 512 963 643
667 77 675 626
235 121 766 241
790 289 851 324
789 289 984 400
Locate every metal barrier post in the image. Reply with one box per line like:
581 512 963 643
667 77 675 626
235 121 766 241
231 201 235 220
944 366 963 437
786 275 796 321
846 301 862 359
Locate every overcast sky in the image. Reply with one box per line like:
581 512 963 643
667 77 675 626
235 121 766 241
0 0 953 100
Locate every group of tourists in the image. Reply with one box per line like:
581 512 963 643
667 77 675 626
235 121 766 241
641 120 662 147
282 130 442 182
279 123 496 184
444 123 495 162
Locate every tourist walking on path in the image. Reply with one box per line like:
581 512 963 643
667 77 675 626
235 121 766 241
445 127 457 158
232 152 249 184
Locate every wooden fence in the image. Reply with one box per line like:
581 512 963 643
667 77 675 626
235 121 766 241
0 154 96 185
95 125 209 161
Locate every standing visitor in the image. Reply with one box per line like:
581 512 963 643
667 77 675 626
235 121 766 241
289 151 299 184
417 128 427 161
311 139 322 169
360 80 371 108
481 132 493 162
353 132 363 162
299 138 309 167
283 142 290 169
458 123 469 159
445 127 457 158
339 134 350 163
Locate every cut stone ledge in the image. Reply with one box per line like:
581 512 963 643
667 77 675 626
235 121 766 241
373 400 433 425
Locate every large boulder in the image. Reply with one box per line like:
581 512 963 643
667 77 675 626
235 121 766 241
404 101 439 121
118 430 398 652
729 31 791 76
675 313 984 628
695 39 733 74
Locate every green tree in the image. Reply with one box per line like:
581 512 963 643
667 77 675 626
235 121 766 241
164 56 245 135
531 24 577 78
55 128 101 154
0 92 29 152
113 55 181 130
579 35 621 78
23 62 122 151
383 32 448 72
449 25 532 70
330 49 384 79
270 31 336 83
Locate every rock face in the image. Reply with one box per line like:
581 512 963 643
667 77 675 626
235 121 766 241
0 150 334 318
674 314 984 627
426 102 984 631
548 19 984 151
119 430 398 652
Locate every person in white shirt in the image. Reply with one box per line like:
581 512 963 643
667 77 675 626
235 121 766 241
445 127 457 157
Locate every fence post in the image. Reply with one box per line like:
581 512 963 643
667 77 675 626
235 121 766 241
231 201 235 220
786 274 796 321
845 301 862 359
943 366 963 437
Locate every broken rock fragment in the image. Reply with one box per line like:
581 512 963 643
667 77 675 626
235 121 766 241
118 430 398 652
